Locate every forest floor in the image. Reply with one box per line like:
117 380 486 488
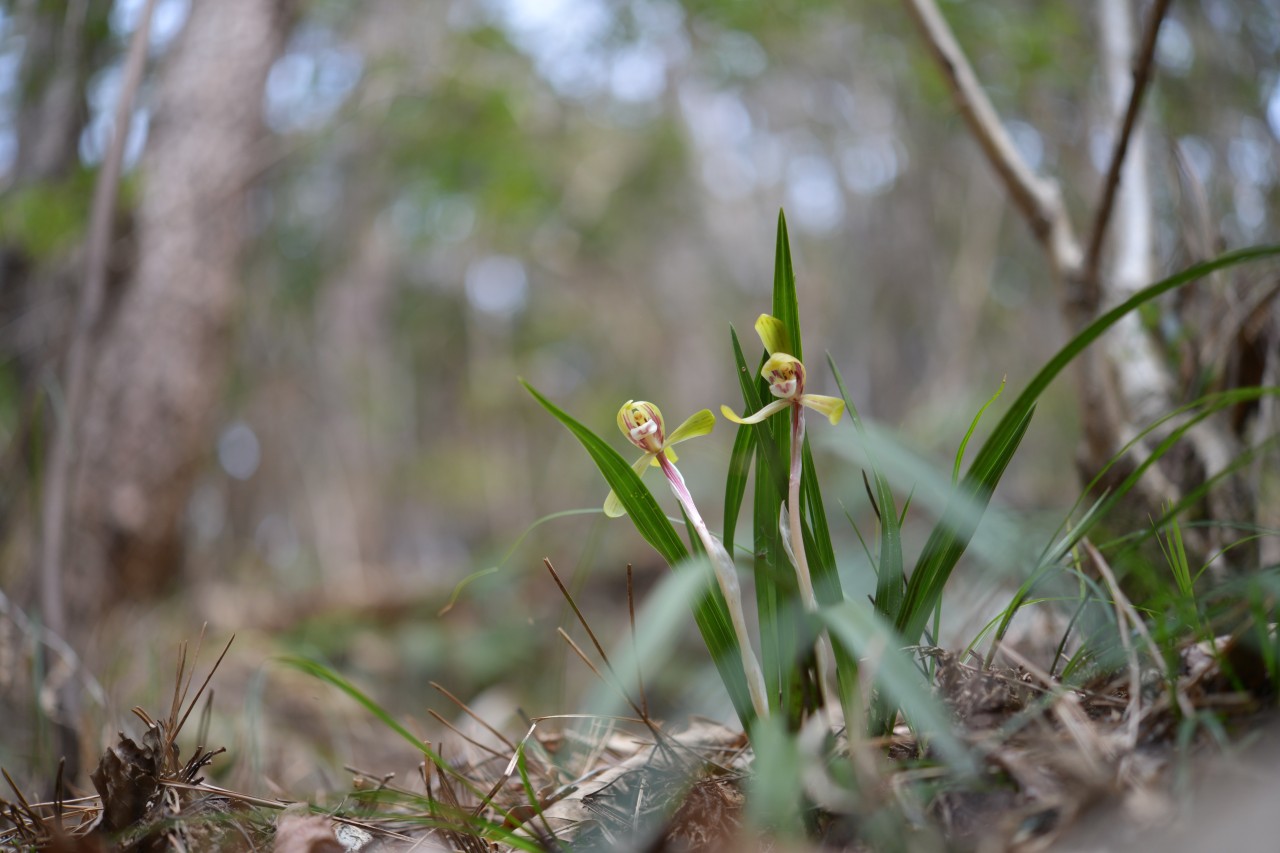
2 616 1275 853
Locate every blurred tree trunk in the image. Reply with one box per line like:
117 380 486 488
0 0 110 783
0 0 108 576
12 0 96 183
1 0 105 385
65 0 295 624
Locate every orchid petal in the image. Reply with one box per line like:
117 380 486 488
801 393 845 425
604 452 656 518
720 398 790 425
754 314 791 356
667 408 715 446
603 490 625 518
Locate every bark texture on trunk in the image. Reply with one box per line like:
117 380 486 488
67 0 295 620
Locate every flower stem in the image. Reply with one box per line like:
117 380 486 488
658 452 770 721
787 405 835 710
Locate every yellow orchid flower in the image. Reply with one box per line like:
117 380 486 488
605 401 715 518
720 315 845 427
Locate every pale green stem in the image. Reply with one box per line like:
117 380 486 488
657 451 770 721
787 405 836 710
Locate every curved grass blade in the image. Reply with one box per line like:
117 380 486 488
953 378 1006 486
896 405 1035 642
829 356 903 623
279 655 500 807
441 508 602 614
723 411 755 557
1108 431 1280 559
521 380 754 725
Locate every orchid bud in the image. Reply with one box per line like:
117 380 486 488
762 354 805 400
617 400 666 454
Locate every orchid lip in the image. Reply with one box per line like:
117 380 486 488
630 421 658 442
771 379 798 398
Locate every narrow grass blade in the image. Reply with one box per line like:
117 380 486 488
728 326 787 493
953 378 1006 486
998 384 1280 645
896 405 1035 642
799 447 842 608
723 413 755 556
768 213 858 721
730 326 793 717
1157 511 1195 602
1110 430 1280 560
771 210 802 362
830 357 903 623
280 656 493 799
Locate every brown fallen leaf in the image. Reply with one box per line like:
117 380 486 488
274 812 345 853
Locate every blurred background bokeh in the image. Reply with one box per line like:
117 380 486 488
1 0 1277 796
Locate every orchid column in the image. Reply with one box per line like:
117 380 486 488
607 401 770 721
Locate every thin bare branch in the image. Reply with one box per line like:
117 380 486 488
1083 0 1174 297
544 559 611 668
173 634 235 739
38 0 158 640
430 681 517 752
29 4 157 778
546 560 665 741
1084 541 1172 748
427 710 509 761
900 0 1081 277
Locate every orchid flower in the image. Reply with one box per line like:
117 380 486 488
608 400 770 721
721 315 844 706
604 401 715 518
719 315 845 429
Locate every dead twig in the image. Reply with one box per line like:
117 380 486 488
34 0 158 778
1082 0 1175 299
544 559 664 742
38 0 157 638
429 681 517 753
899 0 1081 278
427 710 509 762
